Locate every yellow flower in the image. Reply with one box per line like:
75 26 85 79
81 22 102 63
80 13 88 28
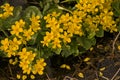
9 58 18 65
30 15 40 23
30 15 41 32
41 31 54 46
9 59 13 64
61 31 71 43
27 51 36 62
72 15 82 23
46 17 58 28
52 38 61 48
19 61 29 70
11 25 23 36
6 49 15 57
12 58 18 65
51 11 60 17
59 13 71 24
0 38 9 51
22 75 27 80
23 67 31 74
51 24 63 32
16 74 21 79
44 14 51 22
32 58 46 75
19 48 27 59
41 36 51 47
0 3 14 18
15 19 25 28
38 70 43 75
11 19 25 37
18 48 37 74
9 37 21 51
30 75 35 79
60 64 71 70
23 29 34 41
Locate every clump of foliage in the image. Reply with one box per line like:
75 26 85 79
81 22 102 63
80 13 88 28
0 0 120 79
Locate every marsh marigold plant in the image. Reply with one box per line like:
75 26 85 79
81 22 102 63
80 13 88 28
0 0 119 79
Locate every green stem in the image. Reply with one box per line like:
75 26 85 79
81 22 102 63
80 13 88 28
57 5 73 14
61 0 76 3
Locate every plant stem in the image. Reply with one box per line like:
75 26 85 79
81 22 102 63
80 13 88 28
57 5 73 14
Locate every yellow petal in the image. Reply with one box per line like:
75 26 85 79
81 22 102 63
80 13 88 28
65 65 71 70
100 67 105 71
99 72 103 76
60 64 66 68
84 57 90 62
78 72 84 78
90 47 93 51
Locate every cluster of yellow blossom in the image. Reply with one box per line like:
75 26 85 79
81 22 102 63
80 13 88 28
0 3 46 79
0 3 14 19
30 15 41 32
11 15 40 43
41 0 117 48
16 56 46 80
18 48 46 79
75 0 117 33
19 48 36 74
32 58 47 75
41 12 83 49
0 14 41 57
11 19 25 37
0 37 21 57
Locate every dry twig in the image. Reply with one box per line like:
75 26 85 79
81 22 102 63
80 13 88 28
111 68 120 80
112 31 120 54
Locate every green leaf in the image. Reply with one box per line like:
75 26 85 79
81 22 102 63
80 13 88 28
43 3 50 14
88 31 95 39
77 37 96 50
96 26 104 37
61 45 72 57
42 48 53 58
28 33 38 45
13 6 22 18
54 48 62 55
117 23 120 31
61 49 71 57
23 6 42 20
70 40 79 55
35 31 44 44
112 0 120 17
